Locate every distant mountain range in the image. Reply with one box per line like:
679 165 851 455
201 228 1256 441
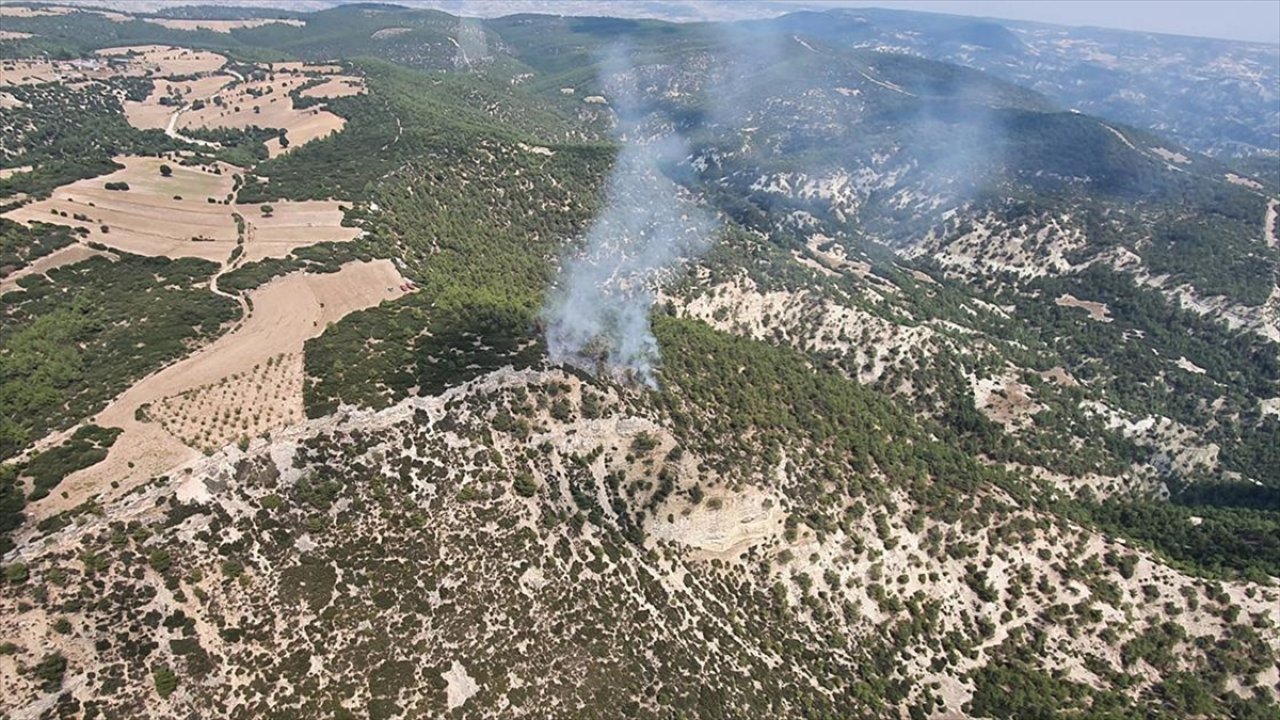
59 0 1280 159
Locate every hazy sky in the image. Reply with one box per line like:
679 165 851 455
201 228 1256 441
71 1 1280 43
828 1 1280 44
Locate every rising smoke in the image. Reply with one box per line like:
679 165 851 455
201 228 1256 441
543 48 716 387
453 16 489 69
540 23 999 386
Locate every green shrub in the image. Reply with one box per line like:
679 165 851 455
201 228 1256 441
3 563 29 584
153 665 179 698
34 653 66 691
513 472 537 498
149 549 172 573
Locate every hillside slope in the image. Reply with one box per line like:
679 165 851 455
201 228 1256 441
3 361 1277 718
0 4 1277 719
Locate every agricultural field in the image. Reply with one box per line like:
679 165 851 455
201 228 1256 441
94 45 227 77
271 62 343 75
115 60 354 158
175 78 345 157
0 5 73 18
3 155 360 263
141 18 306 33
3 156 240 262
0 242 115 294
34 259 410 520
122 75 235 130
299 75 366 98
0 59 78 86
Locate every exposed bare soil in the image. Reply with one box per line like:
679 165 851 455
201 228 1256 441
271 62 343 75
142 18 306 33
123 75 234 130
3 156 359 263
95 45 228 76
0 5 71 18
299 76 366 98
1055 292 1112 321
0 59 80 86
174 77 346 157
31 260 411 521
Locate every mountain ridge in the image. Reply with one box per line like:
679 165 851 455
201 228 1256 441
0 3 1277 717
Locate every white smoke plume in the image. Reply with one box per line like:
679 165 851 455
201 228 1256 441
453 16 489 69
543 49 716 387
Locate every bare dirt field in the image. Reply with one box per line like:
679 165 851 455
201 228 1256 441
0 5 127 21
3 155 240 262
143 18 306 33
174 77 346 157
0 53 180 87
0 59 79 86
3 156 359 263
0 164 33 179
972 373 1043 431
96 45 228 76
0 91 24 108
1225 172 1263 190
0 30 34 40
1266 199 1278 249
649 484 785 561
300 75 366 98
33 260 411 520
262 109 345 157
123 75 234 129
272 62 343 75
239 201 361 262
0 242 115 294
0 5 71 18
4 46 229 88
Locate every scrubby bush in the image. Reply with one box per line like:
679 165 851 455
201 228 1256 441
153 665 178 697
513 472 537 498
3 563 29 584
34 653 66 691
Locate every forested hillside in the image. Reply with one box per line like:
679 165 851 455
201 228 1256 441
0 3 1276 718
